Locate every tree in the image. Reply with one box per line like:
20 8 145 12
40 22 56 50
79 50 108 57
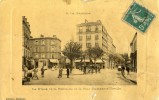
86 47 104 63
114 53 125 65
63 41 82 72
121 53 129 66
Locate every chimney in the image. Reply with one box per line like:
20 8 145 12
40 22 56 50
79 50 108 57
40 35 44 37
53 35 56 38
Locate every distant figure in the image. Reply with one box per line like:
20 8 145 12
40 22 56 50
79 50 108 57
32 67 39 80
95 64 97 74
66 67 70 78
98 66 101 73
126 66 130 75
103 65 105 69
91 65 94 74
58 67 63 78
121 65 125 75
41 66 46 77
83 65 87 74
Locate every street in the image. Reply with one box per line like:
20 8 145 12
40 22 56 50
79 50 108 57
24 68 136 85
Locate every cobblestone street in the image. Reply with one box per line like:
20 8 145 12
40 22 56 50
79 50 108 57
24 68 136 85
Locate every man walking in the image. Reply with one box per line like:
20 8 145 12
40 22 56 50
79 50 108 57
41 66 46 77
66 67 70 78
58 67 63 78
121 65 125 75
126 66 130 75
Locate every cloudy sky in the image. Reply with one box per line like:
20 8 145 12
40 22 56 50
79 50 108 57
12 0 137 54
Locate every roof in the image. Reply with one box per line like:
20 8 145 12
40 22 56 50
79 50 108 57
77 20 102 27
30 37 61 42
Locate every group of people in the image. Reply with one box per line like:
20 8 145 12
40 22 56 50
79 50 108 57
58 67 70 78
23 65 47 81
80 64 102 74
121 65 130 75
23 65 71 82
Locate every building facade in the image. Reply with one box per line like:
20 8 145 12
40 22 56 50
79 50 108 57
76 19 116 67
22 16 32 69
130 32 137 72
29 35 61 68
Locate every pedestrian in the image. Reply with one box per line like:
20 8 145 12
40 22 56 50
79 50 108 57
121 65 125 75
91 64 94 74
103 65 105 69
60 67 63 77
58 67 63 78
32 67 39 80
126 66 130 75
41 66 46 77
83 65 86 74
98 66 101 73
66 67 70 78
95 64 97 74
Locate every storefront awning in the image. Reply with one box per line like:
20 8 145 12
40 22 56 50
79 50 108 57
74 59 82 63
95 59 104 63
50 59 59 63
82 59 94 63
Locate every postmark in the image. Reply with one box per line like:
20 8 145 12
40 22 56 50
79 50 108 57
123 2 155 33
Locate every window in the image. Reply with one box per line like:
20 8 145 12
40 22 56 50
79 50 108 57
52 53 54 58
41 53 45 58
51 40 54 45
35 40 38 45
79 36 82 41
95 26 98 32
79 27 82 33
41 46 45 52
86 34 91 41
35 47 38 52
86 26 91 32
95 43 99 47
95 35 99 40
86 43 91 48
42 40 45 45
51 46 55 52
35 53 38 58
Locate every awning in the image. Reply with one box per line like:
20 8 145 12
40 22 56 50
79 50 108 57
74 59 82 63
50 59 59 63
127 61 131 64
82 59 94 63
95 59 104 63
102 60 108 63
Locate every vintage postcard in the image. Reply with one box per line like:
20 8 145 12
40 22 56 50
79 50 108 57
0 0 159 100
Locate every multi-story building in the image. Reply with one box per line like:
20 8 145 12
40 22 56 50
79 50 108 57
76 19 116 67
29 35 61 68
22 16 32 68
130 32 137 72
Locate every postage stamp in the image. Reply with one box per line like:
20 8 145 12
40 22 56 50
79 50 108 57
123 2 155 33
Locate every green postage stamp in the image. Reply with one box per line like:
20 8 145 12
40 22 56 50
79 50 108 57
123 2 155 33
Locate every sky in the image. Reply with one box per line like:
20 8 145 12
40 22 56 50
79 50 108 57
12 0 137 54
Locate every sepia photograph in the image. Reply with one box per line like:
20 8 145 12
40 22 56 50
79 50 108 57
22 14 137 85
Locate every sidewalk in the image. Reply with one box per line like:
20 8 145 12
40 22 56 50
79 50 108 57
124 71 137 84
